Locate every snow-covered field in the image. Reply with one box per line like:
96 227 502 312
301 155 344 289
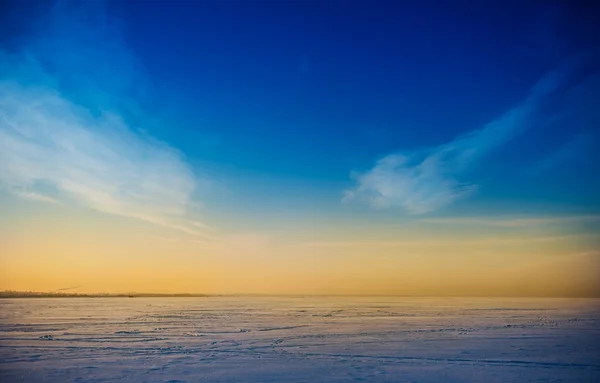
0 297 598 382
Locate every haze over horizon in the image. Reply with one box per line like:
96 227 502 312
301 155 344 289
1 1 599 297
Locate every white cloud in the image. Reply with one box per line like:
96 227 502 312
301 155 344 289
343 61 583 214
0 81 201 234
343 153 477 214
0 2 207 238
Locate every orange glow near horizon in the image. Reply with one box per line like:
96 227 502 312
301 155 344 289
1 195 598 297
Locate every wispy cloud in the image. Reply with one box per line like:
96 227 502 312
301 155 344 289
420 215 600 227
11 188 59 204
303 233 592 249
343 60 584 214
0 2 206 238
528 66 600 173
530 131 599 173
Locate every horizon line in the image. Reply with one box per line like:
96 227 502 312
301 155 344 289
1 290 599 299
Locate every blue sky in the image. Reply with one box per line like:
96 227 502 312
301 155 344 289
117 0 600 215
1 0 599 223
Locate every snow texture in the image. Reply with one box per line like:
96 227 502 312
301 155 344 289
0 297 599 382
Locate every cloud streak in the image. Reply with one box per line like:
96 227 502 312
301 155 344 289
302 233 594 249
343 60 586 214
0 2 205 237
420 215 600 227
10 188 59 204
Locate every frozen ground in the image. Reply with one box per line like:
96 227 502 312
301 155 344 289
0 297 599 382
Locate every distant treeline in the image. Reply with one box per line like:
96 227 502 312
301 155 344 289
0 290 210 298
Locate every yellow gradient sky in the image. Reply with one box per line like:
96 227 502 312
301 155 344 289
2 194 598 296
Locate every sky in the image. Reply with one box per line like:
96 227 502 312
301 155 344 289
0 0 599 296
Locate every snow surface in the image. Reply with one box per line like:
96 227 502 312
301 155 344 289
0 297 599 382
